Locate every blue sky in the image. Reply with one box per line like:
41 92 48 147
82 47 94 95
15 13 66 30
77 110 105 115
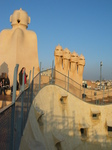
0 0 112 80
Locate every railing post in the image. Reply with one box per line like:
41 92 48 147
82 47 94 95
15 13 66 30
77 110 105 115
108 88 109 101
80 85 81 99
11 65 21 149
20 69 27 137
65 75 66 90
39 62 41 90
12 64 19 103
84 84 85 100
32 67 34 81
67 70 69 92
31 67 34 102
27 70 31 112
10 104 15 150
91 90 92 101
103 85 105 104
21 71 25 92
28 70 31 87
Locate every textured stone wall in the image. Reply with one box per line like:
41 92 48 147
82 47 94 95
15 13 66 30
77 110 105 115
20 85 112 150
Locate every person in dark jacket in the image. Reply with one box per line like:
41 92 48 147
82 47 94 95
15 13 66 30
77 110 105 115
0 77 10 95
5 76 10 88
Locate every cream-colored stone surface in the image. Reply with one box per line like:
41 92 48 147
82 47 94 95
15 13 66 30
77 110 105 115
20 85 112 150
41 76 50 84
5 90 19 96
0 100 11 109
0 8 39 85
54 44 85 85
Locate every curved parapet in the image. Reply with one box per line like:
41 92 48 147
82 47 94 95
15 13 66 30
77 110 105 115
0 8 39 85
20 85 112 150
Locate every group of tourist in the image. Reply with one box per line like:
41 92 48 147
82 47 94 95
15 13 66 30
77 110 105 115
0 67 28 96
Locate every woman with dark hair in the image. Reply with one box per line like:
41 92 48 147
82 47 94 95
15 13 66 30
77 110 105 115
19 67 28 90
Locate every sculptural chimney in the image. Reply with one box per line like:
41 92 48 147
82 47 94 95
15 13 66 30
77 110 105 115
54 44 63 71
0 8 39 85
54 45 85 85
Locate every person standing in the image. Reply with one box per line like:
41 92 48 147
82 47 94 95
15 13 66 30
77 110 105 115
19 67 28 91
0 77 10 95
